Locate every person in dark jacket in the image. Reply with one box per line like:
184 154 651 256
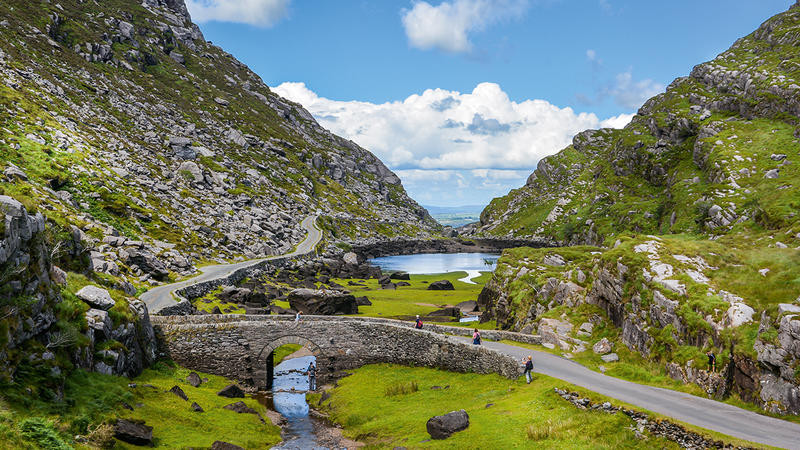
523 356 534 384
707 351 716 373
307 361 316 391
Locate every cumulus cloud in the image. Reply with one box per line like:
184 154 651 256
274 81 633 205
186 0 290 27
401 0 528 53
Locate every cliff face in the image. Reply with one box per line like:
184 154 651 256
0 0 437 285
474 2 800 416
477 2 800 243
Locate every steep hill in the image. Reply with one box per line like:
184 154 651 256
0 0 437 284
474 2 800 415
477 1 800 244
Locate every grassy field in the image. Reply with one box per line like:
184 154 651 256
311 364 680 449
0 362 281 449
331 271 492 320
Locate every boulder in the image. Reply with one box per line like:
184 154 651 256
342 252 359 265
355 296 372 306
223 401 265 423
396 281 411 287
601 353 619 363
76 285 116 310
378 275 392 285
186 372 202 387
390 271 410 280
217 384 245 398
287 289 358 315
114 419 153 446
543 254 566 266
211 441 244 450
426 409 469 439
86 308 112 339
169 385 188 401
122 248 169 280
191 402 204 412
428 280 454 291
593 338 612 355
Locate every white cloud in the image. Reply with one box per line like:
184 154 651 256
401 0 528 53
586 49 597 61
609 70 664 110
186 0 290 27
274 81 630 172
274 81 633 205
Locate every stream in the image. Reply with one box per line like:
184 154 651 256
368 252 499 284
262 355 321 450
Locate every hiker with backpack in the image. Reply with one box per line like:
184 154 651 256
472 328 481 345
415 315 423 329
707 350 716 373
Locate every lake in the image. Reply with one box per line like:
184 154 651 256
368 252 499 284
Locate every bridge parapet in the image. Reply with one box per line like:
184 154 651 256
152 315 523 390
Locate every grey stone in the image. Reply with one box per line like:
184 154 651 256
76 285 116 310
428 280 454 291
211 441 244 450
169 385 188 401
4 165 28 181
217 384 245 398
287 289 358 315
114 419 153 446
765 169 780 179
343 252 358 265
186 372 202 387
426 409 469 439
778 303 800 315
593 338 612 355
543 253 566 266
601 353 619 363
191 402 204 412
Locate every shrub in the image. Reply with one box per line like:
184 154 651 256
19 417 71 450
383 381 418 397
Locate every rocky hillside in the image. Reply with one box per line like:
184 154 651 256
477 1 800 243
0 0 437 286
474 2 800 415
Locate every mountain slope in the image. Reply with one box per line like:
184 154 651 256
477 1 800 244
473 2 800 415
0 0 437 284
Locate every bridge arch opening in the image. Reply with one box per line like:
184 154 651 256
257 335 326 390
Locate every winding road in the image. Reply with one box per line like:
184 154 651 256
140 215 321 314
139 218 800 448
454 336 800 449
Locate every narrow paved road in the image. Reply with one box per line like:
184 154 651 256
453 337 800 449
140 216 321 314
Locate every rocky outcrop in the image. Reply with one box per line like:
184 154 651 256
287 289 358 315
426 410 469 439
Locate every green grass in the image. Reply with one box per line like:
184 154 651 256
313 364 680 449
273 344 303 365
118 361 281 449
0 362 282 449
332 271 491 320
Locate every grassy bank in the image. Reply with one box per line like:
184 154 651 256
0 361 281 449
332 271 491 319
311 364 679 449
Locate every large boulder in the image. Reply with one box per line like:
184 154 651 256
76 285 116 310
427 307 461 318
456 300 478 313
428 280 454 291
122 248 169 280
287 289 358 315
186 372 202 387
593 338 612 355
389 271 410 280
114 419 153 446
426 409 469 439
217 384 245 398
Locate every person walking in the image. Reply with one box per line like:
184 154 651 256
523 356 534 384
295 311 302 323
414 315 423 329
707 350 716 373
472 328 481 345
307 361 316 391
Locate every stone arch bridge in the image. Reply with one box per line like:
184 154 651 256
152 315 522 390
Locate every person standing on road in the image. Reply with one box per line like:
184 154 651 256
415 315 423 329
472 328 481 345
707 350 716 372
523 356 534 384
307 361 316 391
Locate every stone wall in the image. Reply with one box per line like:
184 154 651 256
152 315 523 390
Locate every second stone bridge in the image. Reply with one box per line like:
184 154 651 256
152 315 524 390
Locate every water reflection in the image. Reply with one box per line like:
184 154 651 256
368 252 499 274
270 355 322 450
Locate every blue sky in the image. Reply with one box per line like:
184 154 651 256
187 0 793 207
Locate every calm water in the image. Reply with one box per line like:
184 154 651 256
269 355 323 450
368 252 499 274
